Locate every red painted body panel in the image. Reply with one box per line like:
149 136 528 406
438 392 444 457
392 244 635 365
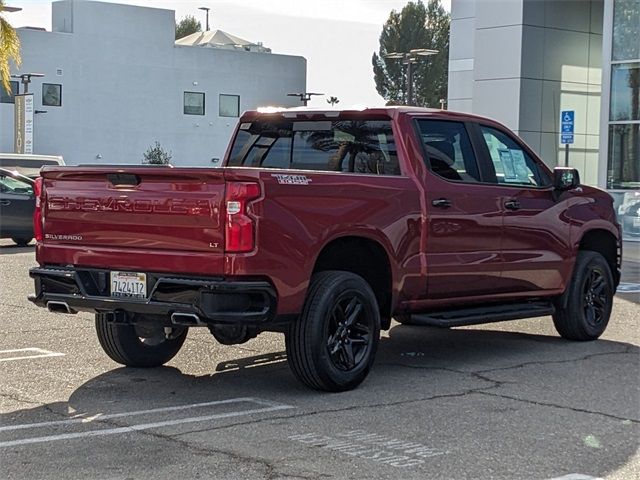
34 107 621 320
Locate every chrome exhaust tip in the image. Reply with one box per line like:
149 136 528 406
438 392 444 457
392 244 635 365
46 301 76 314
170 312 204 326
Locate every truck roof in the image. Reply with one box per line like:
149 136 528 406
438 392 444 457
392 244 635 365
245 105 497 124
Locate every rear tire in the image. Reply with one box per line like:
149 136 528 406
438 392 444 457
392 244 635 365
95 314 187 367
553 251 614 341
286 271 380 392
12 237 32 247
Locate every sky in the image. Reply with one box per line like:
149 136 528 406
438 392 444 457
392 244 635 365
6 0 451 107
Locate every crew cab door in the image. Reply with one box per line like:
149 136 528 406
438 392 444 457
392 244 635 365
415 119 504 300
473 124 571 294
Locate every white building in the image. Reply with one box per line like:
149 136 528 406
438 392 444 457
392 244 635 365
447 0 638 204
0 0 306 166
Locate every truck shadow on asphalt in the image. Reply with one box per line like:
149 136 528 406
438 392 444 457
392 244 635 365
2 326 638 478
0 244 34 254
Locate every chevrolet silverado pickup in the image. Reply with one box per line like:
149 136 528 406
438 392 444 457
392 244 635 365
29 107 622 391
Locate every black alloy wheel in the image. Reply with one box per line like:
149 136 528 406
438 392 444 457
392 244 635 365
582 268 608 328
326 294 374 371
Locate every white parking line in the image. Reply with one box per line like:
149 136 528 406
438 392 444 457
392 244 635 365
0 348 65 363
0 397 288 432
547 474 604 480
0 397 294 448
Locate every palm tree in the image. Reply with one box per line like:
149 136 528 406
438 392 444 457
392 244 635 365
0 0 21 94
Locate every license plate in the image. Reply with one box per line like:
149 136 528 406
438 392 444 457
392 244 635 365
110 271 147 299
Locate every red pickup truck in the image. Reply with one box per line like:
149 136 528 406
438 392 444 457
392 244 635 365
29 107 621 391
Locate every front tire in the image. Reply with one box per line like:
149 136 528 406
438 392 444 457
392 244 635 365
553 251 614 341
95 314 187 367
286 271 380 392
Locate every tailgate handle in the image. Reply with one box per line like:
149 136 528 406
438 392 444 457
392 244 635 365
107 173 141 186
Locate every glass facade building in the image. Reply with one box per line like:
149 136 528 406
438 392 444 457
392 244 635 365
606 0 640 190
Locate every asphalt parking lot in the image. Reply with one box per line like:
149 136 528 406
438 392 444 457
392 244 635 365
1 240 638 480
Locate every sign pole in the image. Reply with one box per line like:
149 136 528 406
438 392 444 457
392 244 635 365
565 144 569 167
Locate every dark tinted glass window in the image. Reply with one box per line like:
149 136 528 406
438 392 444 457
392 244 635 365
416 120 481 182
0 158 58 167
228 119 400 175
0 81 18 104
480 126 551 187
228 120 293 169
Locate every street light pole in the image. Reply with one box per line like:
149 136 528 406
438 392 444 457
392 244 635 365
198 7 210 31
287 92 324 106
385 49 438 106
11 73 45 95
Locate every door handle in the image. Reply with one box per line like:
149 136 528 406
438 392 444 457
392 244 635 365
0 200 10 206
432 198 452 208
504 200 521 210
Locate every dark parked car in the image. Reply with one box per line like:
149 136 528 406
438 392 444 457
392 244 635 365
0 168 35 246
618 191 640 238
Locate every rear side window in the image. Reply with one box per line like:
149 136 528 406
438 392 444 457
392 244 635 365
479 126 551 187
228 119 400 175
416 120 481 183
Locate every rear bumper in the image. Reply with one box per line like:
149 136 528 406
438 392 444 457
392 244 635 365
29 266 277 325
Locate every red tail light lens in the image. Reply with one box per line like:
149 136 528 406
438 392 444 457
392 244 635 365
225 182 260 253
33 177 44 242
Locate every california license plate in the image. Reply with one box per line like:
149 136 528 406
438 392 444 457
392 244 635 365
110 271 147 299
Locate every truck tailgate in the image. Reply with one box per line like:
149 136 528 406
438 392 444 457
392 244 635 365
38 167 226 272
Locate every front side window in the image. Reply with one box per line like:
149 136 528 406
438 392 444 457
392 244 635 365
219 94 240 117
42 83 62 107
0 81 18 104
479 126 551 187
416 119 481 182
183 91 205 115
228 119 400 175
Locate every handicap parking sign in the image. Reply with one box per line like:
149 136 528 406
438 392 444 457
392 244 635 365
561 110 574 144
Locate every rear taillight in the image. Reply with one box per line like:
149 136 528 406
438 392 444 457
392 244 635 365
224 182 260 253
33 177 44 242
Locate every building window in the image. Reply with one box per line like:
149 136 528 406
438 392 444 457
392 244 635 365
42 83 62 107
219 94 240 117
610 63 640 121
613 0 640 61
184 91 205 115
608 124 640 189
1 81 18 104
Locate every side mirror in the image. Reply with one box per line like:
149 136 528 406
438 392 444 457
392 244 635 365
553 167 580 191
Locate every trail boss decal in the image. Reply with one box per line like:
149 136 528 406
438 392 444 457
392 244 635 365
271 174 312 185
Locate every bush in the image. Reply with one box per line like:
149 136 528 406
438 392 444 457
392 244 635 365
143 141 172 165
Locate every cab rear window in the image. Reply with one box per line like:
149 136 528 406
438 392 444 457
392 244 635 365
227 119 400 176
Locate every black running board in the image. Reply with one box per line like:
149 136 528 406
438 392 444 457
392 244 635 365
409 301 555 328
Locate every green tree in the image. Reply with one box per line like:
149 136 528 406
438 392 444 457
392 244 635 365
175 15 202 40
0 0 21 94
143 141 172 165
372 0 449 107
